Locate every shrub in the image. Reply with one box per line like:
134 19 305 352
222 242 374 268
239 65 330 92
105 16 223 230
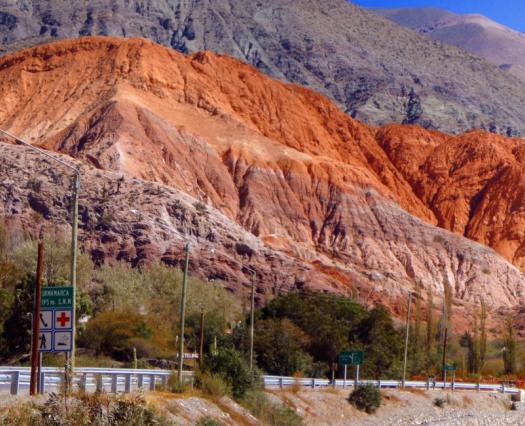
193 201 207 214
241 390 303 426
167 371 190 394
203 347 257 399
0 392 171 425
196 417 225 426
198 372 231 399
434 397 446 408
348 384 381 414
80 311 157 361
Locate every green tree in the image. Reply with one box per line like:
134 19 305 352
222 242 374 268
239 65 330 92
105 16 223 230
459 332 478 375
185 311 230 354
503 317 517 375
261 291 366 368
253 318 314 376
425 286 437 374
81 311 162 361
358 305 403 379
0 274 34 358
479 298 488 371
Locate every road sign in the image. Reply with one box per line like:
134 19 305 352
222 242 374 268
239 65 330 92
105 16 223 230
54 331 73 352
38 332 52 352
41 286 73 309
445 364 456 372
39 311 53 330
339 351 364 365
39 287 74 352
54 310 73 329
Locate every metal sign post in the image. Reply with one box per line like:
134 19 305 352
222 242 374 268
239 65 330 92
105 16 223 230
339 351 364 388
444 364 456 391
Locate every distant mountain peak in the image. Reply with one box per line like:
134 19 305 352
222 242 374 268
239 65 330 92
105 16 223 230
375 6 525 82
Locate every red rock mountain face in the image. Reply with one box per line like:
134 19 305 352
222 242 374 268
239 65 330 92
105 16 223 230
1 37 524 325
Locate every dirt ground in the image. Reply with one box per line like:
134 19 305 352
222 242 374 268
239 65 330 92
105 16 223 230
2 388 524 425
268 388 524 425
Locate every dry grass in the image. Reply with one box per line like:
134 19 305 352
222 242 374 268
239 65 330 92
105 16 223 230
462 395 473 407
290 372 304 394
399 387 429 397
381 392 401 403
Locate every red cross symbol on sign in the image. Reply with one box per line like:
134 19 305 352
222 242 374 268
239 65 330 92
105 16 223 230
56 312 70 327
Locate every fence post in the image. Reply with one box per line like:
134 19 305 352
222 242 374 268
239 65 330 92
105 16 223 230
10 371 20 396
377 379 381 389
137 374 144 389
111 374 118 393
124 374 132 394
39 372 46 393
95 374 103 393
161 375 168 390
311 378 315 389
426 377 430 390
279 377 283 389
502 383 506 394
149 374 156 391
79 373 87 392
477 382 480 392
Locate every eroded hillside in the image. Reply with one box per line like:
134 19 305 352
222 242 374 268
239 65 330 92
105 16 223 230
1 37 525 325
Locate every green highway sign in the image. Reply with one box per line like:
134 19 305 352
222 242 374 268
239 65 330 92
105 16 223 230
444 364 456 372
339 351 364 366
41 286 74 309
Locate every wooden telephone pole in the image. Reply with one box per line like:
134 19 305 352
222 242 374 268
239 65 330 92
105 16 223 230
30 242 44 395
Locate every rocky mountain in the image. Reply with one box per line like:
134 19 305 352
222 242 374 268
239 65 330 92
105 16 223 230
1 37 525 326
0 1 525 136
376 7 525 81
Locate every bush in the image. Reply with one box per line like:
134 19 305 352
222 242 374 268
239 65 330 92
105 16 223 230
434 397 446 408
203 347 257 399
196 417 225 426
348 384 381 414
0 392 171 425
198 372 231 399
80 311 160 361
433 395 453 409
167 371 190 394
241 390 303 426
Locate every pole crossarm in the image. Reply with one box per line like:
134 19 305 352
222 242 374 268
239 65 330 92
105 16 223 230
0 129 80 175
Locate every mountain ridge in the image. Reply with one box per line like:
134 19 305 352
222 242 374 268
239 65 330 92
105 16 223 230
375 6 525 82
0 1 524 135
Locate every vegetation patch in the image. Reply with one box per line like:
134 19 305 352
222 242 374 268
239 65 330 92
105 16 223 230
348 384 382 414
241 390 303 426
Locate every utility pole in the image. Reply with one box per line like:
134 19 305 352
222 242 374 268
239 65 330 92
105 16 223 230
199 310 205 366
30 242 44 396
442 327 448 382
441 287 448 383
178 243 190 385
249 270 256 371
70 172 79 376
402 291 412 388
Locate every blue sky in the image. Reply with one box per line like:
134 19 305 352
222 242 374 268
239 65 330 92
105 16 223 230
352 0 525 32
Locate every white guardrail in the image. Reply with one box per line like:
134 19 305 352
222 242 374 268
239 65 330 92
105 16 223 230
1 367 520 396
0 366 192 396
262 375 520 394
